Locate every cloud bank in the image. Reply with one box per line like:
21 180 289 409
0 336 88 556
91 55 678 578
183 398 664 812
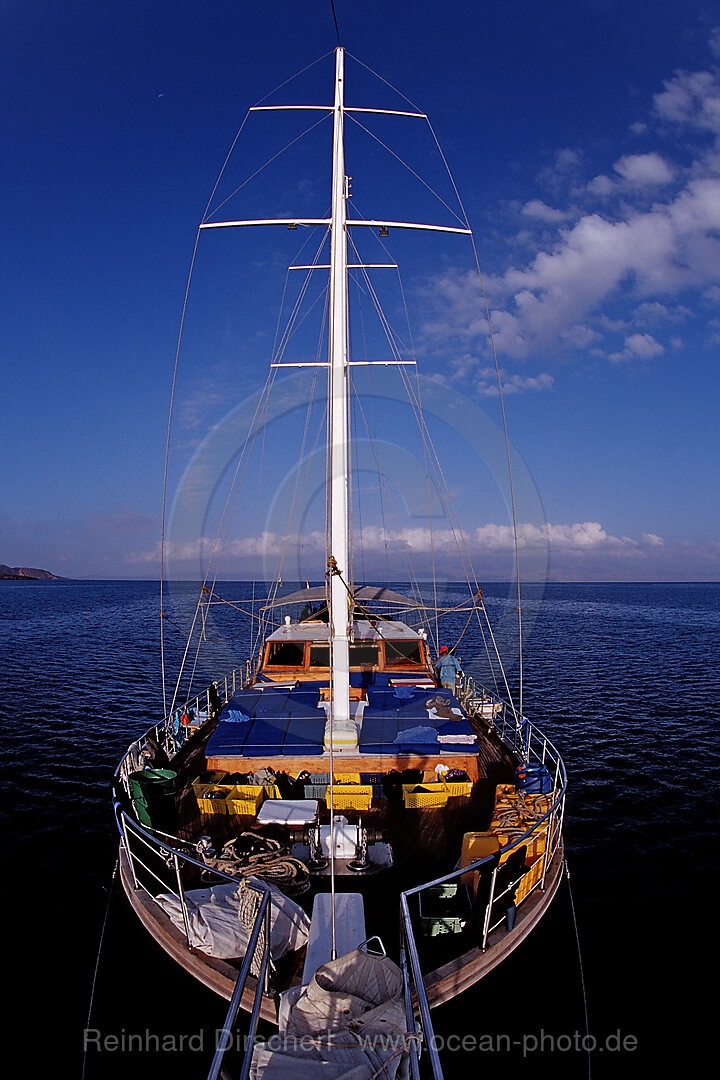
422 30 720 389
123 519 720 583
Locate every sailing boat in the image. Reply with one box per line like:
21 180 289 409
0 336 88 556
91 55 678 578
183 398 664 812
113 48 566 1077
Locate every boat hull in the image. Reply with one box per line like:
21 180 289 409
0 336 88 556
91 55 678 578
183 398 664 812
118 837 564 1018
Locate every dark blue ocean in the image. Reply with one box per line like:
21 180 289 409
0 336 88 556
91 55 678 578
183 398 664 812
1 579 716 1077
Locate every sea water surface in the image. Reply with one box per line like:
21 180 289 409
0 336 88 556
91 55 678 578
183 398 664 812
1 579 716 1077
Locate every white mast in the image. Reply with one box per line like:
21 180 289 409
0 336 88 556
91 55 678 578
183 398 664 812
327 46 351 727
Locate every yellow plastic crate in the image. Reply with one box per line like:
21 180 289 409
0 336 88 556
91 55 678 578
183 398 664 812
225 785 266 815
332 773 362 785
328 784 373 810
402 783 449 809
192 773 228 796
444 779 473 798
459 831 501 892
515 855 545 902
195 784 232 814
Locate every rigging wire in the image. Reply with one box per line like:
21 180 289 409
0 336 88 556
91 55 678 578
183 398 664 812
80 858 118 1080
346 112 468 227
565 858 593 1079
422 110 525 719
343 50 524 710
329 0 342 46
160 107 254 715
206 112 333 222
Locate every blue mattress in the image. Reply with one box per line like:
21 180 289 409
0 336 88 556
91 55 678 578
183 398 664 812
281 716 326 755
206 715 290 757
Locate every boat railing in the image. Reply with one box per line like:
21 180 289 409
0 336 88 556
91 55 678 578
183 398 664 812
113 799 255 943
458 672 566 785
399 898 446 1079
115 662 259 789
114 801 273 1078
401 677 566 954
116 800 443 1078
401 769 566 957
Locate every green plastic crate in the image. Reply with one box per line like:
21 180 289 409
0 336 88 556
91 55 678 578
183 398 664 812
417 883 471 937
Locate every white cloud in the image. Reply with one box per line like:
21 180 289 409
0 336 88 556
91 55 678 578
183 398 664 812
613 152 675 186
521 199 571 223
586 174 616 197
138 521 665 565
609 332 665 364
653 68 720 134
422 34 720 371
711 26 720 60
634 300 693 324
475 368 554 397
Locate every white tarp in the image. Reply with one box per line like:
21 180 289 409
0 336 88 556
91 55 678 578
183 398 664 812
250 948 411 1080
154 878 310 960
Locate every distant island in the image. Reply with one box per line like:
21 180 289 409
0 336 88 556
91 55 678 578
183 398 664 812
0 564 64 580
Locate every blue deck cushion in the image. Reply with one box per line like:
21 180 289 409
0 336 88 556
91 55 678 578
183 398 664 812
206 712 299 758
435 716 475 737
358 711 400 754
242 714 290 755
205 719 254 757
252 689 293 716
285 690 321 715
281 720 326 755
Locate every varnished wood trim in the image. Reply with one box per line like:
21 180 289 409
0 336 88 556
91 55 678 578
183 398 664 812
206 752 481 782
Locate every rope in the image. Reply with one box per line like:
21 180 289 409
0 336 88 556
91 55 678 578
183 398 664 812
80 858 118 1080
201 834 311 895
565 858 593 1080
329 0 341 46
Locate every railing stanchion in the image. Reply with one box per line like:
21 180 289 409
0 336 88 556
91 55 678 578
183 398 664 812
119 813 139 889
400 894 444 1079
481 864 499 951
399 944 422 1080
172 852 194 947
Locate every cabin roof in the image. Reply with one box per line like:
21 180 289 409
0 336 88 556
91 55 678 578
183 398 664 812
261 585 419 610
265 618 423 643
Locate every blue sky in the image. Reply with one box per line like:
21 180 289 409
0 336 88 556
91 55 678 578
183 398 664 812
1 0 719 581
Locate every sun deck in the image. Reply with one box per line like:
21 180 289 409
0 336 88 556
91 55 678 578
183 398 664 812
203 669 480 771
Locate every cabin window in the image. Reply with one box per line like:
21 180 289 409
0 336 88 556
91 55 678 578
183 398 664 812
266 641 305 666
309 645 330 667
308 643 380 666
350 644 379 666
384 640 423 666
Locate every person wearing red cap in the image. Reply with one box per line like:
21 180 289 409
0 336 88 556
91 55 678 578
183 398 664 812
434 645 462 690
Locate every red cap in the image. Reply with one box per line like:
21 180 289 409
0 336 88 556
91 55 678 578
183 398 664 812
440 645 448 653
